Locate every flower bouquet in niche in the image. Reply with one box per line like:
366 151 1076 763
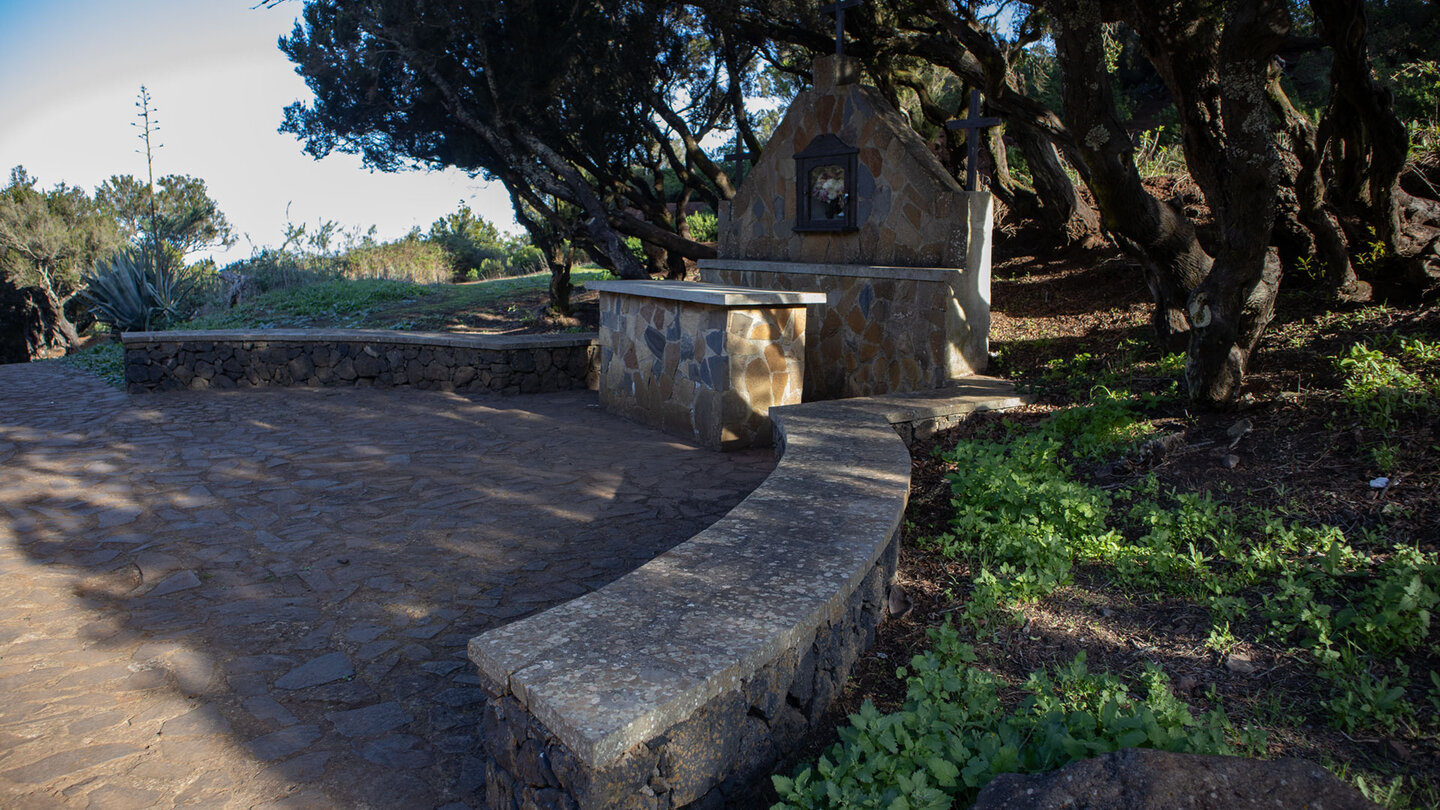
810 165 848 219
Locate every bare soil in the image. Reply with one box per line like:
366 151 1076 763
410 283 601 336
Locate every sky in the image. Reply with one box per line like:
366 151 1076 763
0 0 519 266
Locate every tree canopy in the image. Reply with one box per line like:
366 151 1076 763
96 173 236 261
0 167 125 349
279 0 1440 405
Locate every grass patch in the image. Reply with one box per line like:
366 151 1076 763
178 269 607 332
184 278 426 330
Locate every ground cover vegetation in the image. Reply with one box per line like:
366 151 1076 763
276 0 1440 405
773 232 1439 808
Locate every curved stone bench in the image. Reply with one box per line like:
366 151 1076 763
121 329 599 395
469 377 1022 809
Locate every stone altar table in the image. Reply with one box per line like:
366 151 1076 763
590 280 825 450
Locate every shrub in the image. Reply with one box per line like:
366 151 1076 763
221 249 340 296
506 244 546 275
82 249 199 333
686 210 718 242
342 240 452 284
479 257 507 279
624 236 647 266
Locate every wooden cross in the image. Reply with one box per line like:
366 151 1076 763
945 89 1003 192
820 0 862 57
724 145 760 183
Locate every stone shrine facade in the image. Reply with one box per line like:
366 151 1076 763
703 54 992 400
714 54 971 267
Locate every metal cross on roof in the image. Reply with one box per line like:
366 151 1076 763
820 0 862 57
945 89 1003 192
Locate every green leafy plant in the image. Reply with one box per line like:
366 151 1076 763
1133 126 1188 177
1321 654 1413 734
772 624 1241 810
58 341 125 387
1336 342 1436 433
932 429 1118 627
82 249 198 333
931 376 1439 739
685 210 718 242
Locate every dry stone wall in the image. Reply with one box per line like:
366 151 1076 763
121 330 599 395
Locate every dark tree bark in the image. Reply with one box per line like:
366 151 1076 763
1265 65 1366 299
508 186 576 315
1013 123 1103 248
1123 0 1290 404
42 286 81 351
1045 0 1294 404
1312 0 1440 289
1047 0 1212 354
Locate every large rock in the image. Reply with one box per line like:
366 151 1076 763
971 749 1379 810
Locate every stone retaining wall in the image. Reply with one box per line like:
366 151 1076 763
479 532 899 810
468 379 1023 810
121 329 600 395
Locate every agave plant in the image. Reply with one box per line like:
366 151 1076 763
82 249 199 334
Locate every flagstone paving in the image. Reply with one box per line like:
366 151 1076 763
0 362 775 809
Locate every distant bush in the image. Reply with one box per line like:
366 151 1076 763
343 240 452 284
222 249 341 297
479 257 507 279
506 244 546 275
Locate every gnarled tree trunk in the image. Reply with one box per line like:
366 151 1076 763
0 278 46 364
1048 0 1212 356
1313 0 1440 291
1013 123 1103 248
1048 0 1293 405
1265 65 1366 300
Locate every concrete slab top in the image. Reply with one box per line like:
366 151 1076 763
587 280 827 308
699 258 964 282
121 328 597 351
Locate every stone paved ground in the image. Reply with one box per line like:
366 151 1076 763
0 362 775 809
